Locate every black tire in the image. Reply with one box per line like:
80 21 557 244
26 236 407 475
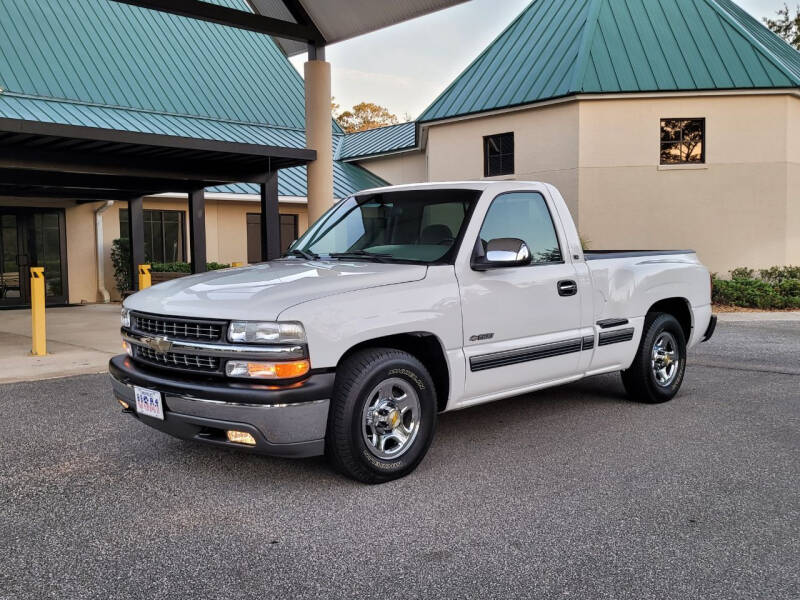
326 348 438 484
621 313 687 404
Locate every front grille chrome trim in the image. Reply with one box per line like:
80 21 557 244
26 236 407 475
122 330 307 361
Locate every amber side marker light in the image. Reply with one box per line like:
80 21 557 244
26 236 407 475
227 430 257 446
225 359 310 379
118 399 130 409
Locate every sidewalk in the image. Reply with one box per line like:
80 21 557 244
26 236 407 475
0 303 122 384
716 311 800 322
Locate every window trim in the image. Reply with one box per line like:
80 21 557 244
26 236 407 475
659 117 706 165
472 190 565 268
483 132 515 177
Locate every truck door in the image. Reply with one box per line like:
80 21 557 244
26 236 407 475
457 190 583 400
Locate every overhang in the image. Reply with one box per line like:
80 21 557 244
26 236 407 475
110 0 469 55
0 117 315 200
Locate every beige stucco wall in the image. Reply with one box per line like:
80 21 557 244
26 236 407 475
787 97 800 263
577 94 796 273
424 101 581 217
356 151 428 185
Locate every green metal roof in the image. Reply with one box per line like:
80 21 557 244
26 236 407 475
419 0 800 122
337 122 417 161
0 0 375 198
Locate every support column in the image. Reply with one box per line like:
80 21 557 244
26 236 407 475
188 188 207 274
128 196 145 291
304 45 333 225
260 171 281 261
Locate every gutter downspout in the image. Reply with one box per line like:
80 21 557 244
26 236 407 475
95 200 114 303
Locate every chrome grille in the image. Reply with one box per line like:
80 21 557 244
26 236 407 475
135 346 219 372
133 313 224 341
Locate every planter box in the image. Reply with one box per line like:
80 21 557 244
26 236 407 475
151 271 189 284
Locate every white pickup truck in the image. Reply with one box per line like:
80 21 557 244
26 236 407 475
110 181 716 483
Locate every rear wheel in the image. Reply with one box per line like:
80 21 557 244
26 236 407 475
326 348 437 484
621 313 687 404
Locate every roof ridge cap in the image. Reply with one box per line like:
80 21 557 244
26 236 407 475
0 91 310 133
569 0 604 94
704 0 800 85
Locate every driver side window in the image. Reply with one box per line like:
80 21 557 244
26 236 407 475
480 192 562 263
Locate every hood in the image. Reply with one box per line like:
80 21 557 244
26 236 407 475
124 259 428 321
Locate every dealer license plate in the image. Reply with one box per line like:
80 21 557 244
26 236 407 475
134 386 164 420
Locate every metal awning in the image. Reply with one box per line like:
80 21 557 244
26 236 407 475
0 117 314 284
110 0 469 55
0 117 315 200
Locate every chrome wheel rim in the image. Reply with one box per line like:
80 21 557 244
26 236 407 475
361 377 421 459
651 331 680 387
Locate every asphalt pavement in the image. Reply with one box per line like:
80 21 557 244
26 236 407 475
1 320 798 599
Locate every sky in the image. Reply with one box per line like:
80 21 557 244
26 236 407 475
289 0 788 120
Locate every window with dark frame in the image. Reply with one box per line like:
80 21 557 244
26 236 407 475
246 213 299 263
484 132 515 177
660 119 705 165
119 209 185 263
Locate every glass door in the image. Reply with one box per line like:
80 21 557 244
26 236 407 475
0 212 25 305
0 208 68 308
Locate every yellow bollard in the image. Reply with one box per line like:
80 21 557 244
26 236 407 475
231 261 243 268
138 264 151 290
30 267 46 356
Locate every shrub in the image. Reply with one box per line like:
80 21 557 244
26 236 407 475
712 266 800 309
758 265 800 283
110 238 132 293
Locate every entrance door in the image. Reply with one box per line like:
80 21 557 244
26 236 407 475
0 208 68 308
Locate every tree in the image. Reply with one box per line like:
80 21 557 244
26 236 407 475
335 102 399 133
764 3 800 50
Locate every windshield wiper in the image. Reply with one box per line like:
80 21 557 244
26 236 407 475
328 251 394 263
284 248 319 260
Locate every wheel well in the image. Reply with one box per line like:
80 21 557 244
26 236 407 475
338 333 450 412
647 297 692 340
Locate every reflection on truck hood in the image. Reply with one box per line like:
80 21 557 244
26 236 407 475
123 259 428 321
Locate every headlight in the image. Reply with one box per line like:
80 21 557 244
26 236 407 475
228 321 306 344
121 308 131 328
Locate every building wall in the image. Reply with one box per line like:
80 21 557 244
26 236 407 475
787 97 800 264
577 94 795 273
425 101 581 217
356 93 799 274
356 151 428 184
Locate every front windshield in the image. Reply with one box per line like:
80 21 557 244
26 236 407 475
291 189 480 264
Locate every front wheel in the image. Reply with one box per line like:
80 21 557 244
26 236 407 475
326 348 438 484
621 313 687 404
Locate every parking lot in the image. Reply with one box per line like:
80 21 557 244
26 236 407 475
1 319 798 600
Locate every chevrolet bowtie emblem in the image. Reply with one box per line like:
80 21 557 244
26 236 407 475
142 335 172 354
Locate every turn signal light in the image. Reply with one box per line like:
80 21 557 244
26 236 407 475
225 359 310 380
226 430 256 446
118 398 130 409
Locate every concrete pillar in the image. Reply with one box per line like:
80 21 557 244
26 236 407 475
304 52 333 225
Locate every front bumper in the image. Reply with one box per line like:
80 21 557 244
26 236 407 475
109 355 333 458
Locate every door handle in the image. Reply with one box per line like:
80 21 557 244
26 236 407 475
557 280 578 297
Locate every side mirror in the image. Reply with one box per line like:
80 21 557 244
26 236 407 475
472 238 532 271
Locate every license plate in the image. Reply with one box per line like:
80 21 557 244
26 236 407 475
134 386 164 420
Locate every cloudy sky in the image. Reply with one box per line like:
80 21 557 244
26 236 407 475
290 0 788 119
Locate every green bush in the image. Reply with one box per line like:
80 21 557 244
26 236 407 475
712 266 800 309
110 238 132 293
